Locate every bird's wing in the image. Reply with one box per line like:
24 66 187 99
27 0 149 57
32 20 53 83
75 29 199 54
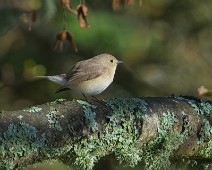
56 64 107 93
66 63 108 86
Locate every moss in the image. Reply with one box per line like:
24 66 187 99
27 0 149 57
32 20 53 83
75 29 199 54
73 98 148 170
0 122 47 169
23 106 42 113
76 100 98 132
46 109 64 131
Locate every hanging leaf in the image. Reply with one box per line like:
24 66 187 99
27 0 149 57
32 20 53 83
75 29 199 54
53 31 67 51
113 0 136 10
66 31 78 52
77 4 90 28
112 0 121 10
60 0 70 6
124 0 135 6
61 0 77 15
24 10 37 31
53 30 78 52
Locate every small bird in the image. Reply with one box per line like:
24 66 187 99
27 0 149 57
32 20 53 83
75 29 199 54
36 53 123 100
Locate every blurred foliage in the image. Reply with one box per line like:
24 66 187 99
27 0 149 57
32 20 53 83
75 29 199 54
0 0 212 169
0 0 212 107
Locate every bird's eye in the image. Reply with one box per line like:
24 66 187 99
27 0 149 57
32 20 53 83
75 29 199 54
110 59 113 63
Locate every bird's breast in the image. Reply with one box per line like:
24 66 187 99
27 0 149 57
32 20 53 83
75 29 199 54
72 70 115 96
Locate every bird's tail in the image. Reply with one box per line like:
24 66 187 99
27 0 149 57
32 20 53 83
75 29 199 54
55 86 70 93
35 74 67 85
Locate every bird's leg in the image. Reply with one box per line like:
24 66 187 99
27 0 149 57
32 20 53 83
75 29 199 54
82 93 88 102
91 95 99 101
91 96 106 105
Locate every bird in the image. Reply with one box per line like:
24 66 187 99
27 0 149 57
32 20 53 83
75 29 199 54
36 53 123 100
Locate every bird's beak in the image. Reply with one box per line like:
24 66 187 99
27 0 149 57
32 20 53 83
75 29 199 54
117 60 123 64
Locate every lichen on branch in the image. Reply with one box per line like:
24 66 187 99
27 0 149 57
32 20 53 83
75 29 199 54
0 96 211 170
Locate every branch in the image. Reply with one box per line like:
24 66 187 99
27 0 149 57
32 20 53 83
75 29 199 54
0 96 212 170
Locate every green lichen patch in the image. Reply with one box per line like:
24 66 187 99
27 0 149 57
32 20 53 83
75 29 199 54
198 119 212 158
106 98 149 166
199 100 212 116
175 96 212 116
73 98 148 170
46 110 64 131
17 115 24 120
200 140 212 158
23 106 42 113
203 163 212 170
143 132 185 170
73 113 142 170
73 134 106 170
109 114 142 167
198 119 212 144
50 98 66 105
76 100 98 132
56 98 66 102
141 111 189 170
0 122 47 169
46 140 73 159
106 97 148 119
147 111 177 147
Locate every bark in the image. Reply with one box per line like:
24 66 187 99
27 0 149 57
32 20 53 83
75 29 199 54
0 96 212 170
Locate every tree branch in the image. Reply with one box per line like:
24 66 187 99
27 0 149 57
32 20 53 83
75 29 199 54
0 96 212 170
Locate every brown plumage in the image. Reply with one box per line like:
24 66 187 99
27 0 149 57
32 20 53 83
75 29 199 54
37 53 123 98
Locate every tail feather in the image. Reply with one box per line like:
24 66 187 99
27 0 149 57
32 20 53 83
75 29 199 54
35 74 67 85
55 87 70 93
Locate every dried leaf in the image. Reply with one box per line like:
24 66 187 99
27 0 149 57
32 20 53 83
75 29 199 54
77 4 90 28
53 39 64 51
82 4 88 15
24 11 37 31
31 11 37 22
61 0 77 15
60 0 70 6
113 0 136 10
57 31 67 41
112 0 120 10
53 31 66 51
124 0 135 6
53 30 78 52
66 31 78 52
65 4 77 15
197 86 212 97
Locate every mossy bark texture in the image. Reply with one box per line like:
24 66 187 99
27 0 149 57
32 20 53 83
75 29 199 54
0 96 211 170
